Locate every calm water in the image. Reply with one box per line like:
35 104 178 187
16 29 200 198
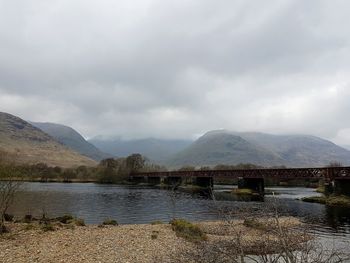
8 183 350 242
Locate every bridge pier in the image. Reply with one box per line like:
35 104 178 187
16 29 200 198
238 177 265 194
192 177 213 189
325 179 350 196
130 176 147 184
164 177 182 188
147 176 161 185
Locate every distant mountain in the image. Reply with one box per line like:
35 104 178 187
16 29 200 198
89 137 192 162
0 112 96 167
31 122 110 161
166 130 350 168
342 145 350 151
236 132 350 167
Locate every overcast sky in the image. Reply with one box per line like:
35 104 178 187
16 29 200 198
1 0 350 144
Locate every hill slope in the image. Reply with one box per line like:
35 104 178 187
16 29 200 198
167 130 285 167
31 122 110 161
0 112 97 167
237 132 350 167
166 130 350 168
89 137 192 162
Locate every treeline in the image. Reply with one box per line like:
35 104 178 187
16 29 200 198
0 152 165 183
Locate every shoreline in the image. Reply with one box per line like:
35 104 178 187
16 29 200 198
0 217 301 263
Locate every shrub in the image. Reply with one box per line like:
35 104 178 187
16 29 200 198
151 230 159 239
170 219 207 242
23 214 33 223
74 218 85 226
102 219 118 226
4 214 14 222
41 223 55 232
56 214 74 224
0 224 9 234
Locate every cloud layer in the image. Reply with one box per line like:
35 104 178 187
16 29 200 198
1 0 350 144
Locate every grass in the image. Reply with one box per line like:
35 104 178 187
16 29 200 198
302 195 350 207
232 188 254 195
102 219 118 226
315 186 325 194
170 219 207 242
243 218 267 230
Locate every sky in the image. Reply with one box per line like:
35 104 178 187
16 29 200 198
1 0 350 145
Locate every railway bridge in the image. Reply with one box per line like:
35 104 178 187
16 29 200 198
130 167 350 196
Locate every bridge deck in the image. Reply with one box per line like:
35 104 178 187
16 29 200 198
131 167 350 180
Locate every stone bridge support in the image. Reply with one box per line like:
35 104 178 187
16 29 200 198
192 177 213 189
164 177 182 188
130 176 147 184
147 176 161 186
238 177 265 194
325 179 350 196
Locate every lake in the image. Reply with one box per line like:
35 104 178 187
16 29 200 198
8 182 350 243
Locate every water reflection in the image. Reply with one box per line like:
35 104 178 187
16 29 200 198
8 183 350 240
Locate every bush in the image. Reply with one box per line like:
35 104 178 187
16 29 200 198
4 214 14 222
56 214 74 224
74 218 85 226
41 223 55 232
102 219 118 226
170 219 207 242
0 224 9 234
23 214 33 223
151 230 159 239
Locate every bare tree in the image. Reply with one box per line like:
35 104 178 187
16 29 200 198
0 151 22 233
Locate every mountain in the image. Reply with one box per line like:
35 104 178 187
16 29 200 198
31 122 110 161
0 112 97 167
166 130 350 168
342 145 350 151
88 137 192 162
236 132 350 167
167 130 285 167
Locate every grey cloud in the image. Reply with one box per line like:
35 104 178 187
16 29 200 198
1 0 350 144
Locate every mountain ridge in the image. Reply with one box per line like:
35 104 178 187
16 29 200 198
166 130 350 168
31 122 110 161
0 112 97 167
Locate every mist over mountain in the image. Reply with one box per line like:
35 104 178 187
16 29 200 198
31 122 111 161
88 137 192 162
0 112 96 167
166 130 350 168
342 145 350 151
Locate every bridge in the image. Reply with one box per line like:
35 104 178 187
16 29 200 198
130 167 350 195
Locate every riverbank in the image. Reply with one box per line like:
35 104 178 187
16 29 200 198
0 218 301 263
301 195 350 207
